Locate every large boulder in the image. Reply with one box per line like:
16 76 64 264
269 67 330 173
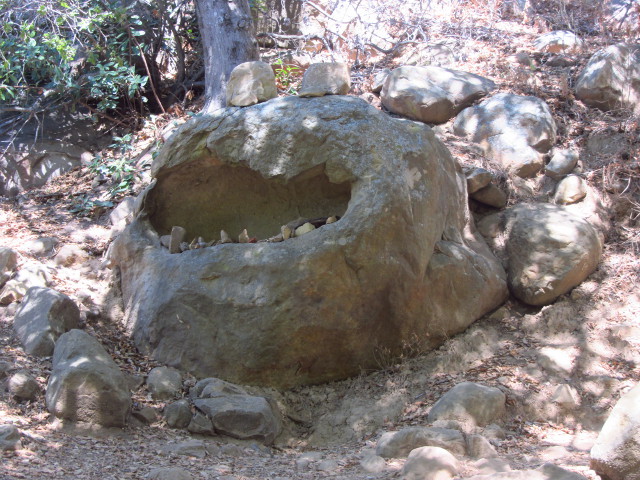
454 93 557 178
381 66 495 124
576 43 640 113
590 383 640 480
13 286 80 357
478 203 603 306
45 329 131 427
110 95 507 388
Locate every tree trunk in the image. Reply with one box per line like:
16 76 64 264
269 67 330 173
196 0 259 112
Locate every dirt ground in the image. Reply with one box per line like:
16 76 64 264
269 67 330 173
1 2 640 479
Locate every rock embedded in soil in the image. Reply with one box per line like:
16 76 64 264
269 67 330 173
546 148 579 179
13 286 80 357
164 399 192 429
533 31 584 54
146 366 182 401
554 175 587 205
376 426 466 458
427 382 506 428
45 329 131 427
111 95 508 388
464 463 587 480
401 446 459 480
0 424 22 451
7 370 40 401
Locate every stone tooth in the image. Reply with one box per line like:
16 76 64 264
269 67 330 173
170 226 187 254
325 216 337 224
220 230 233 244
281 225 292 240
294 222 316 237
238 229 250 243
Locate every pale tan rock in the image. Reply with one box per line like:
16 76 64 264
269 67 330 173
465 167 493 194
280 225 292 240
298 63 350 97
401 446 459 480
554 175 587 205
472 184 507 208
220 230 232 244
238 229 250 243
294 222 315 236
226 61 277 107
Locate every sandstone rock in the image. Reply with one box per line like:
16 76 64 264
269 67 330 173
7 370 40 401
13 286 80 357
454 93 556 177
0 279 27 305
360 454 386 473
371 69 390 94
381 66 495 124
193 395 281 444
465 167 493 194
0 247 18 288
54 244 89 267
576 43 640 113
401 446 459 480
111 95 507 388
25 237 59 256
147 366 182 401
591 383 640 480
226 61 277 107
533 31 583 54
554 175 587 205
464 463 587 480
187 411 214 435
467 434 499 459
427 382 506 428
146 468 194 480
164 399 192 429
472 184 507 208
478 203 603 306
546 148 579 179
298 62 350 97
46 329 131 427
0 424 22 451
376 427 466 458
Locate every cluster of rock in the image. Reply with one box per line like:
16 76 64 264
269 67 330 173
160 216 340 254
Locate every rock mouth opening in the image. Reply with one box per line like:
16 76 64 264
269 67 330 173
146 161 352 242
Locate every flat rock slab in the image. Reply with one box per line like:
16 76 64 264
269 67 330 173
376 426 466 458
381 65 495 124
427 382 506 428
111 95 507 388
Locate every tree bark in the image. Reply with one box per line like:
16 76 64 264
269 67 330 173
196 0 259 112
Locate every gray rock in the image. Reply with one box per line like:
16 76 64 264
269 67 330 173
0 424 22 451
187 411 214 435
546 148 579 179
54 244 89 267
146 366 182 401
372 69 391 94
454 93 556 177
226 61 277 107
472 184 507 208
45 329 131 427
298 62 350 97
110 196 137 226
164 399 192 429
464 463 587 480
376 426 466 458
467 434 499 459
360 454 386 473
14 263 51 289
132 406 159 424
194 395 281 444
191 377 247 399
401 446 459 480
465 167 493 194
576 43 640 113
161 439 207 458
591 383 640 480
471 458 512 475
0 247 18 288
427 382 506 428
381 65 495 124
0 280 27 305
7 370 39 401
0 361 11 379
478 203 603 306
554 175 587 205
533 31 583 54
25 237 59 256
146 467 194 480
13 286 80 357
110 95 507 389
317 459 340 472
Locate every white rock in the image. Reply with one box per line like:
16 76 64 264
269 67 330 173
401 446 459 480
294 222 316 237
554 175 587 205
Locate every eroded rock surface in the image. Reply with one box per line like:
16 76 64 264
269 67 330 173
111 95 507 388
